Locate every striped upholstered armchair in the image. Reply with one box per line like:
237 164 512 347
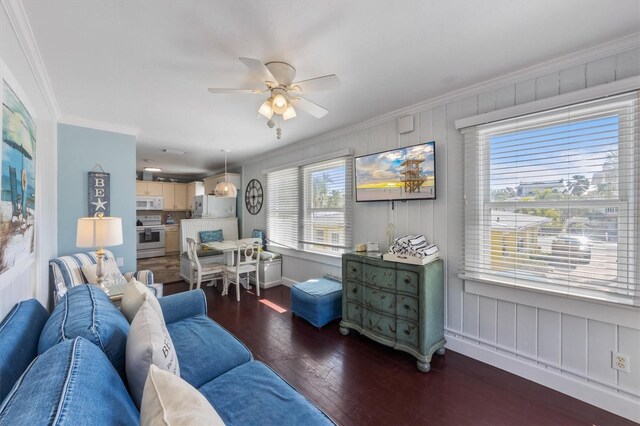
49 250 162 305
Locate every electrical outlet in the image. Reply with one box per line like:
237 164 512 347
612 352 630 373
116 257 124 267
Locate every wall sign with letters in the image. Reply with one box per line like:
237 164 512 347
88 171 110 217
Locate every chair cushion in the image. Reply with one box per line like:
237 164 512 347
198 361 334 426
0 299 49 402
199 229 223 243
166 315 252 389
0 337 139 425
126 296 180 409
38 284 129 376
291 278 342 328
141 365 225 426
252 250 282 261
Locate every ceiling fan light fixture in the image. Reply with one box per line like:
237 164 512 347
283 104 296 120
258 98 274 119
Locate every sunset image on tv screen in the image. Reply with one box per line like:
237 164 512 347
355 142 435 201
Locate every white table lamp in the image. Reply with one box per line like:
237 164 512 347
76 214 123 290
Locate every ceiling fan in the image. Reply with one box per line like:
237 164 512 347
208 58 340 127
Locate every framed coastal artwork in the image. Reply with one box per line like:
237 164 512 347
0 60 37 275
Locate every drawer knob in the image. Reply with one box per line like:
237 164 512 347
404 277 410 283
352 288 357 294
404 304 409 310
352 268 356 272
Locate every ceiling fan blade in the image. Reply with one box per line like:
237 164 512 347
291 74 340 93
239 57 278 87
290 96 328 118
208 88 266 94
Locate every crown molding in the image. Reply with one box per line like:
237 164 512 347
59 116 139 136
249 32 640 166
1 0 61 119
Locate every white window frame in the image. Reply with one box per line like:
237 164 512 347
458 89 639 307
265 151 353 259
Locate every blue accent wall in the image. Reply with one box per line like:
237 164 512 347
57 124 136 272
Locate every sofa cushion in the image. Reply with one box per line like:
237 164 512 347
141 365 225 426
198 361 333 426
38 284 129 376
121 279 163 323
167 315 252 388
0 337 139 425
0 299 49 402
199 229 223 243
127 296 180 409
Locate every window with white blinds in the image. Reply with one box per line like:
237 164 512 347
266 156 353 255
266 168 299 249
301 157 353 254
461 91 639 306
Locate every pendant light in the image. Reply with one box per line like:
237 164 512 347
214 150 237 197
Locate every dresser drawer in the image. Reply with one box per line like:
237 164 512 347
396 295 419 322
345 281 360 302
362 309 396 340
345 302 362 323
396 319 419 348
396 270 419 294
363 286 395 314
345 261 361 281
364 264 395 290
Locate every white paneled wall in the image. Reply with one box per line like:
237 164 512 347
0 4 58 316
242 43 640 420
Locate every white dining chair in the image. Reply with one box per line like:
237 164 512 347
224 241 260 301
186 238 226 291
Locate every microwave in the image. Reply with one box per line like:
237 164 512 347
136 196 163 211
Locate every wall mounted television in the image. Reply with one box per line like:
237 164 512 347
355 141 436 202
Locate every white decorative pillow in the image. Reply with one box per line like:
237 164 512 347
141 364 225 426
121 279 163 323
81 259 127 287
126 294 180 408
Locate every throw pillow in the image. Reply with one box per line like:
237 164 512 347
121 279 163 324
81 259 127 287
126 294 180 408
199 229 224 243
251 229 267 250
140 365 225 426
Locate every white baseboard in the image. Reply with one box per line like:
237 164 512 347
281 277 295 287
445 334 640 423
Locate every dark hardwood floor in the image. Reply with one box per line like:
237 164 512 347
163 281 632 426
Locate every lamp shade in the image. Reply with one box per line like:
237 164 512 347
214 181 237 197
272 94 288 115
258 98 274 119
76 216 123 248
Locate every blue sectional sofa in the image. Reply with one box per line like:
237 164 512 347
0 286 333 425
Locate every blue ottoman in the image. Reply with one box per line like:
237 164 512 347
291 278 342 328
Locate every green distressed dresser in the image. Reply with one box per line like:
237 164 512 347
340 252 446 372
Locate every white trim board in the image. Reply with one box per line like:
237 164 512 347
1 0 60 119
58 116 139 137
445 333 640 423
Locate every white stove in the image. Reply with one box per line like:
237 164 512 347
136 215 166 258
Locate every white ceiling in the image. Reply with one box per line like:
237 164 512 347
22 0 640 177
